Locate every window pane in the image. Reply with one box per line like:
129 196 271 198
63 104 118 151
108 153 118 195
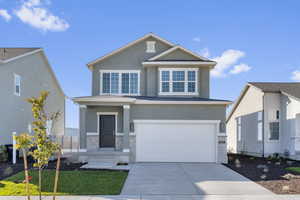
102 73 110 93
188 71 196 81
111 73 119 94
162 82 170 92
161 71 170 81
172 71 185 81
130 73 138 94
173 82 185 92
188 82 195 92
16 85 20 94
122 73 129 93
269 122 279 140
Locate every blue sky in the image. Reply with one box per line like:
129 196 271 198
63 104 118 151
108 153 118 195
1 0 300 128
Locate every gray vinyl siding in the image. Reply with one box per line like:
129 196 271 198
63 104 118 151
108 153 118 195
157 49 200 61
91 36 211 98
84 104 226 134
130 104 225 122
0 52 65 145
92 36 171 96
86 106 123 133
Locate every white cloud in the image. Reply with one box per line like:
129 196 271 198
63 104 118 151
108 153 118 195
211 49 245 77
229 63 251 74
193 37 201 42
14 0 69 32
291 70 300 81
0 9 11 22
199 48 210 58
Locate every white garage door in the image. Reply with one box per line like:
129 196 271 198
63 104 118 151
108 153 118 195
135 120 218 163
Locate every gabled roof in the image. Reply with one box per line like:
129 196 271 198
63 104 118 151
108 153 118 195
0 48 41 63
248 82 300 100
226 82 300 122
0 47 65 97
87 33 174 69
148 45 213 62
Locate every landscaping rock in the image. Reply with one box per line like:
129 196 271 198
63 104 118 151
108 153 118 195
263 168 269 173
257 164 267 169
282 185 290 191
275 161 281 165
260 174 267 180
287 160 294 165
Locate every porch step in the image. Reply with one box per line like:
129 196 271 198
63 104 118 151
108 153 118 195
81 161 116 169
77 150 130 163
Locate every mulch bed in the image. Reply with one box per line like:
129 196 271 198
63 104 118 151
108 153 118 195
224 153 300 194
0 158 130 180
0 159 87 180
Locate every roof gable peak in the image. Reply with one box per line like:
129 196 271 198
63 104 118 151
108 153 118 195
87 33 174 69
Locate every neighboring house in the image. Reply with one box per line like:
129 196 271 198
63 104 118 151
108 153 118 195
227 82 300 160
0 48 65 145
73 33 231 163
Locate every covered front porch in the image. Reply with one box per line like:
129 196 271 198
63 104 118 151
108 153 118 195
73 96 137 163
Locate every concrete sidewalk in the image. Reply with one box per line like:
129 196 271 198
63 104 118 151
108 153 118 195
1 195 300 200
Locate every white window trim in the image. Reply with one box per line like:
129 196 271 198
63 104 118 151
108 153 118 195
99 70 140 96
158 68 199 95
267 110 280 142
268 119 280 142
14 74 21 96
146 41 156 53
237 117 241 142
257 111 263 142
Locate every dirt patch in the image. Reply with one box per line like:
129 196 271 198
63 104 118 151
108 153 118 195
225 154 300 194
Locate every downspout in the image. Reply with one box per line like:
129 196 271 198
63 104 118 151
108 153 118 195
262 93 265 158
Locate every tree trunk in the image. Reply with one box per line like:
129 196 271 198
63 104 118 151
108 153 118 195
22 149 30 200
38 167 42 200
52 149 61 200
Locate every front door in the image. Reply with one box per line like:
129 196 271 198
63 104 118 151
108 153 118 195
99 115 115 148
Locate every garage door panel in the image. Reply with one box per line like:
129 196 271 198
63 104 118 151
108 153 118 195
135 121 217 163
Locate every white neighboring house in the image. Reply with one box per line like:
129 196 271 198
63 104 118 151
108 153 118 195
227 82 300 160
0 48 65 145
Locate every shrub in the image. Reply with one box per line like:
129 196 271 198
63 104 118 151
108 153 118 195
0 145 8 162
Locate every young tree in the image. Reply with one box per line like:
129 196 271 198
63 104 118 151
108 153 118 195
15 133 34 200
27 91 60 200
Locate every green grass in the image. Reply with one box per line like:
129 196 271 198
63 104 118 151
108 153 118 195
285 167 300 174
0 170 128 196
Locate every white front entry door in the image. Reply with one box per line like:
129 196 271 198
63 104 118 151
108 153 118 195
135 120 218 163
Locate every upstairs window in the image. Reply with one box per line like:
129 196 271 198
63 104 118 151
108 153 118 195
146 41 156 53
159 68 198 95
100 70 140 95
14 74 21 96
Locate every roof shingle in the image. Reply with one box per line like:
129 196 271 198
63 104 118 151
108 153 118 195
0 48 40 61
249 82 300 99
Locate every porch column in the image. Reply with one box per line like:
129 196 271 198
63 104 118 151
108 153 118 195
79 105 87 151
123 105 130 152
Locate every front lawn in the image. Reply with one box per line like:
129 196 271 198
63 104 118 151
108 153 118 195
0 170 128 195
286 167 300 173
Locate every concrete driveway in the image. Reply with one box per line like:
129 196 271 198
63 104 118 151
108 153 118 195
121 163 273 195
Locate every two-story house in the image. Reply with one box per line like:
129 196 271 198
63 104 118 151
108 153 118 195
73 33 231 164
0 48 65 145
